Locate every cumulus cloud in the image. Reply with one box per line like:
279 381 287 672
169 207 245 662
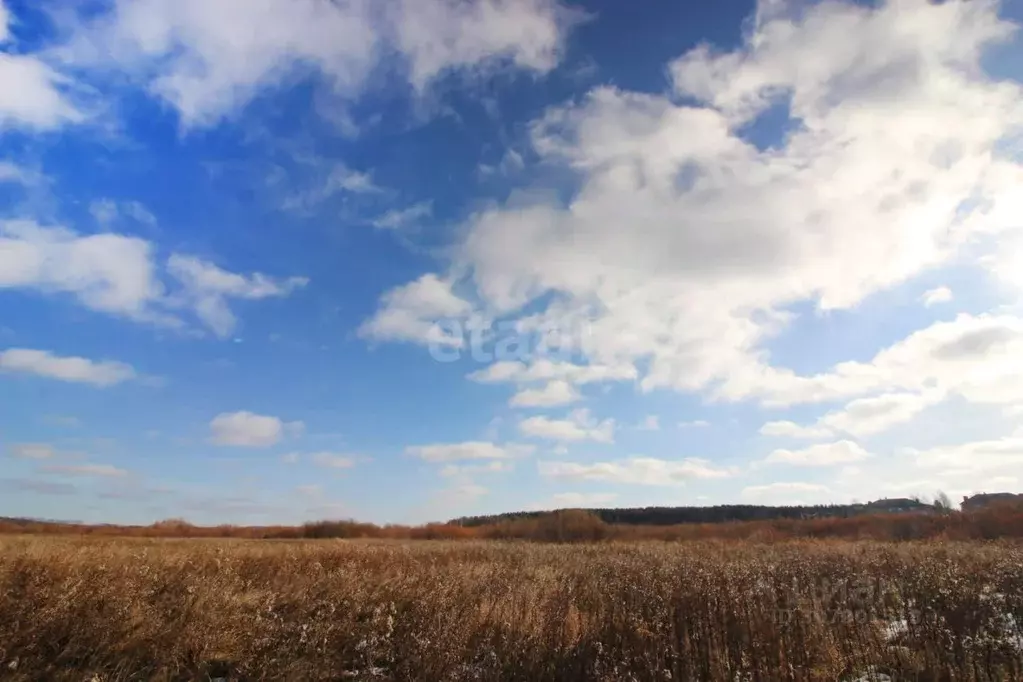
60 0 381 127
359 274 471 347
764 440 872 467
0 348 136 386
406 441 533 462
539 456 734 486
469 359 637 386
509 379 580 407
363 0 1023 427
519 408 614 443
0 221 306 336
59 0 577 127
0 220 165 321
818 392 945 438
751 314 1023 408
0 34 83 129
209 411 299 447
759 420 832 440
393 0 580 90
439 460 512 477
909 435 1023 474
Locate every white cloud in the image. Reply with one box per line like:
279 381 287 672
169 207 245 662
209 411 294 447
509 379 580 407
0 53 82 130
41 463 129 477
758 391 942 442
764 440 871 467
678 419 710 429
310 452 357 469
0 1 82 129
282 452 300 464
439 460 512 477
363 0 1023 421
9 443 57 460
921 286 953 307
61 0 576 127
359 273 471 347
0 348 136 386
0 220 165 321
759 420 832 440
910 435 1023 474
755 314 1023 407
0 221 307 337
372 201 432 231
61 0 380 127
166 255 308 338
469 359 637 386
391 0 579 91
539 456 734 486
519 408 614 443
406 441 533 462
818 391 944 437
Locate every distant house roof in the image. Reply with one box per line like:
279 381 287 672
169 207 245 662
962 493 1023 510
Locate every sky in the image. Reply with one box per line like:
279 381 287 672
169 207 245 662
1 0 1022 525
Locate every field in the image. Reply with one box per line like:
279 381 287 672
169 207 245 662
1 536 1022 681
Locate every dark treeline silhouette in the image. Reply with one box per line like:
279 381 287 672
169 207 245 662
454 498 933 527
3 498 1023 542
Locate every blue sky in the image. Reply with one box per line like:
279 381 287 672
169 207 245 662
1 0 1023 525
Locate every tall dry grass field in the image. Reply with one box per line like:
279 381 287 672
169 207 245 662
1 536 1021 680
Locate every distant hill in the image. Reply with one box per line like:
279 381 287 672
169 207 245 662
453 498 936 527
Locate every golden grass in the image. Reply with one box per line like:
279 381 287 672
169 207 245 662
1 536 1022 681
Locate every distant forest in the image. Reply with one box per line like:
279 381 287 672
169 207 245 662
454 499 935 527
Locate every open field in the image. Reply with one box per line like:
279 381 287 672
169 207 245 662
1 536 1022 681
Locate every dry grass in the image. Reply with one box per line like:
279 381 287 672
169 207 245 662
1 536 1022 681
